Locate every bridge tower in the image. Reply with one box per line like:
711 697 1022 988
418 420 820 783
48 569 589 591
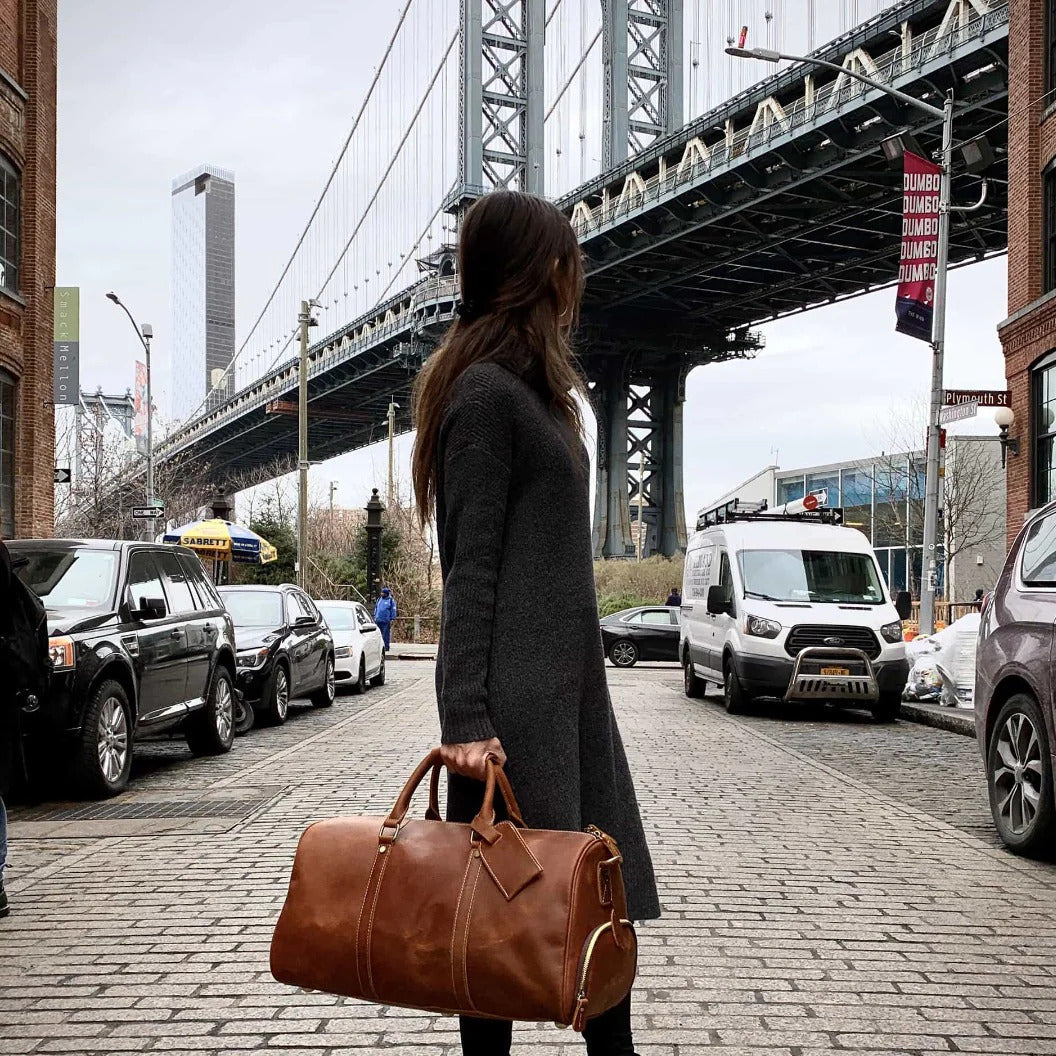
594 0 687 559
451 0 545 214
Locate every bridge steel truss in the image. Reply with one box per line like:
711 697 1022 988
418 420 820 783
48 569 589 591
601 0 684 168
156 0 1008 562
454 0 545 211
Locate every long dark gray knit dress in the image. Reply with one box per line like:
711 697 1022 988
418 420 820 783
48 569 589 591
434 359 661 922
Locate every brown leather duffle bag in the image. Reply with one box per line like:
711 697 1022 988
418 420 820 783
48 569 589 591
270 749 637 1030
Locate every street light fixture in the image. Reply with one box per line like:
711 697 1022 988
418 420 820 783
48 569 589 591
725 44 987 635
107 291 156 540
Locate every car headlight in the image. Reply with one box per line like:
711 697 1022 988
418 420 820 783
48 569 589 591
745 615 781 639
48 636 75 672
334 645 352 658
880 620 904 644
237 647 269 669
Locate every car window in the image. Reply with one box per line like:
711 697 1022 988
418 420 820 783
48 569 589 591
718 551 735 613
638 610 673 626
318 604 356 631
621 611 644 624
178 552 218 610
356 606 374 628
126 552 167 616
297 592 321 621
221 589 284 628
286 592 309 623
1022 512 1056 585
154 550 198 615
668 609 681 625
13 546 119 610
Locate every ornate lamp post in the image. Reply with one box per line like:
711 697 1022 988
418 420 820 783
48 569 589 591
365 488 385 603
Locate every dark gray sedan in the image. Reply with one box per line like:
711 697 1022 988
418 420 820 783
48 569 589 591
600 606 681 668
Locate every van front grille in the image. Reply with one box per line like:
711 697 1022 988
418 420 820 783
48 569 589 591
785 625 881 660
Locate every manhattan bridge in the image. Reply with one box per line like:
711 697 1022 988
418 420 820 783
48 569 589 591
155 0 1009 558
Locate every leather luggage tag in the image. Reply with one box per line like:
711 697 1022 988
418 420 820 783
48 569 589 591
476 822 544 901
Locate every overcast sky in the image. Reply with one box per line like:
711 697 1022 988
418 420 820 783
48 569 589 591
56 0 1008 525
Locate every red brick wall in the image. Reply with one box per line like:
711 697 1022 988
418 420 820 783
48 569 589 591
0 0 56 538
1000 0 1051 546
0 1 19 79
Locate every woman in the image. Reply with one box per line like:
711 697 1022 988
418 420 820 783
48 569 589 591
412 191 661 1055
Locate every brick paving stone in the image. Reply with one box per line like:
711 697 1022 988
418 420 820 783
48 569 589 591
3 664 1056 1053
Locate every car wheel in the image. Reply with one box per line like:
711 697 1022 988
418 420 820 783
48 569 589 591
186 667 236 756
871 691 901 723
609 640 638 668
312 656 336 708
233 694 255 735
74 679 133 798
723 662 750 716
352 657 367 695
683 651 704 699
264 663 291 725
370 653 386 688
987 694 1056 856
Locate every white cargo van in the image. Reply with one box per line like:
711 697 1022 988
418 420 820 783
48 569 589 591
680 499 908 721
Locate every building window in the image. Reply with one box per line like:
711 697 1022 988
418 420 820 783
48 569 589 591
1034 355 1056 506
1046 165 1056 294
0 156 18 295
0 369 14 537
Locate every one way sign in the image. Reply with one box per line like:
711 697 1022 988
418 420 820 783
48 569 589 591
53 467 71 484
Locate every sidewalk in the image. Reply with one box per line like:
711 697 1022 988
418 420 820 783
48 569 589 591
390 642 438 661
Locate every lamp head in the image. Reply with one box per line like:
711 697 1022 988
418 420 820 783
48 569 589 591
141 323 153 340
993 406 1015 430
725 46 781 62
106 291 120 304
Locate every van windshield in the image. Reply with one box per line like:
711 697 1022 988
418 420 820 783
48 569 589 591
738 549 885 605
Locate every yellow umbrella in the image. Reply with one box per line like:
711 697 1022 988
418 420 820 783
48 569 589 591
163 518 278 564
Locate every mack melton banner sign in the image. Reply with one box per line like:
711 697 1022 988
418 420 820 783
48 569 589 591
53 287 80 405
895 152 942 344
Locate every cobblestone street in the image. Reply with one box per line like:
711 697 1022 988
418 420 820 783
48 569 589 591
3 662 1056 1055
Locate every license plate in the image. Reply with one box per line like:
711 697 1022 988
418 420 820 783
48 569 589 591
821 666 850 676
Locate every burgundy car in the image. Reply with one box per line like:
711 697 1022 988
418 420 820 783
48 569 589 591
975 501 1056 855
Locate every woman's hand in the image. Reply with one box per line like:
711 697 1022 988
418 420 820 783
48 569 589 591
440 738 506 780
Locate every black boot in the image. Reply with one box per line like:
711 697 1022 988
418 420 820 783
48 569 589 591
0 879 8 918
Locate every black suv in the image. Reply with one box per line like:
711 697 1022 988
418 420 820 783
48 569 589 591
218 584 335 727
10 540 238 798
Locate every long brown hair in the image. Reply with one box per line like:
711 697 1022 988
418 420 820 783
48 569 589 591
411 191 585 526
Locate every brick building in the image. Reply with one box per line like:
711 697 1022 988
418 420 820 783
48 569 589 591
0 0 56 538
998 0 1056 544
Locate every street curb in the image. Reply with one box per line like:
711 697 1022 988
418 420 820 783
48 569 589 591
900 700 975 738
392 652 437 662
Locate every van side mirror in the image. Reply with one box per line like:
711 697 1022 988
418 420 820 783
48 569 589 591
707 585 732 616
894 590 912 621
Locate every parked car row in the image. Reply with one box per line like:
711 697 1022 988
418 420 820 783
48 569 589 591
9 539 386 800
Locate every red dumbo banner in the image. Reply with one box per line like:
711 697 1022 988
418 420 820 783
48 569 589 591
895 151 942 343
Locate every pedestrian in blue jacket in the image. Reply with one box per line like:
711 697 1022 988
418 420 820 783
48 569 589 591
374 588 396 652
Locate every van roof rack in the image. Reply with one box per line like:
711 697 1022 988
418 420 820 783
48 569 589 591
696 498 845 531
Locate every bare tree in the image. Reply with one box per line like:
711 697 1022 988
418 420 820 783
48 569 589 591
863 403 1006 599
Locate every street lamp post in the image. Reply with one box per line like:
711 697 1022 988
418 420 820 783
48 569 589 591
725 45 954 635
106 292 156 541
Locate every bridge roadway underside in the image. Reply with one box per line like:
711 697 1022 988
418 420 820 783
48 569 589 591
160 0 1008 559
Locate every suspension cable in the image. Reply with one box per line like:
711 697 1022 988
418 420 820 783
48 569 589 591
545 27 601 122
260 28 460 377
180 0 419 425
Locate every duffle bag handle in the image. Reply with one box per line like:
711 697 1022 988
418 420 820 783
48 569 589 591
380 749 526 843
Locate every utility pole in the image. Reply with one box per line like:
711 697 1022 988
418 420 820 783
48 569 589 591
296 300 316 590
387 399 398 507
329 481 338 522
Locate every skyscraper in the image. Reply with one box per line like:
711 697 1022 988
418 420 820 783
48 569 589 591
171 165 235 423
